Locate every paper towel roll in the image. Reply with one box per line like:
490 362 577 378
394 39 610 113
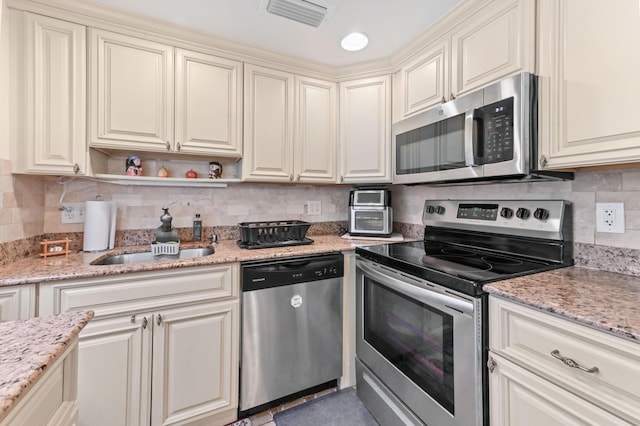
83 201 117 251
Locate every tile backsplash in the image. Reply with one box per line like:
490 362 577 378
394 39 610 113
2 163 640 275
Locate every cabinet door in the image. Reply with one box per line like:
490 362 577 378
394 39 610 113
15 13 86 175
89 29 174 152
489 353 633 426
242 64 294 182
175 49 243 157
339 76 392 184
151 301 239 426
538 0 640 169
450 0 534 96
76 314 152 426
294 76 337 183
0 284 35 321
394 40 448 121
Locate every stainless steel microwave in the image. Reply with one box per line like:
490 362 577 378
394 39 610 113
393 73 572 185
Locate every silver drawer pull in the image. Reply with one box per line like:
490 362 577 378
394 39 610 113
551 349 599 373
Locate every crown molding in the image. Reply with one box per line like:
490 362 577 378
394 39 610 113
6 0 489 81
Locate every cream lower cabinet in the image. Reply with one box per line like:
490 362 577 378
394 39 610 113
0 284 35 321
489 296 640 425
339 76 392 184
0 340 80 426
39 265 239 426
9 11 87 175
242 64 337 183
538 0 640 169
89 29 242 157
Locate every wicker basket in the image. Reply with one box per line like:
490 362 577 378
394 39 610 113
239 220 311 245
151 241 180 255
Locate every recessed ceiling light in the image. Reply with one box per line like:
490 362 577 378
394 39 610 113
341 32 368 51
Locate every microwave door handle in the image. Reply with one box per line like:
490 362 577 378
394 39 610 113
464 109 483 166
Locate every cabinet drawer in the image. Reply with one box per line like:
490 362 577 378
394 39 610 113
39 264 238 317
490 297 640 422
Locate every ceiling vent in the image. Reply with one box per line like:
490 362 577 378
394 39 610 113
263 0 332 28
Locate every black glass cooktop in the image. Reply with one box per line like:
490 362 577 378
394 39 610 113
356 240 565 296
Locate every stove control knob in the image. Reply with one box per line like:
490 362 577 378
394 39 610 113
500 207 514 219
534 208 550 221
435 206 446 215
426 205 435 214
516 207 531 220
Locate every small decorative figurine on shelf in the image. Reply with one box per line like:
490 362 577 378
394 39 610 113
125 156 142 176
208 161 223 179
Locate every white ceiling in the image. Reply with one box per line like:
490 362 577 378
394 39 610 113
78 0 463 67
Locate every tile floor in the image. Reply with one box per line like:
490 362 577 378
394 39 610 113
228 387 338 426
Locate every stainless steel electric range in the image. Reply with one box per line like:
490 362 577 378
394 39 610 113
354 199 573 426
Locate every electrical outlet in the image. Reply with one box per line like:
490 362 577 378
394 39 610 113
307 201 321 215
596 202 625 233
61 202 86 224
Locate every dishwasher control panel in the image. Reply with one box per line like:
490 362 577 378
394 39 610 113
241 252 344 291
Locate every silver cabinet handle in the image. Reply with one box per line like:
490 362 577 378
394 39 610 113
166 141 171 151
73 163 80 174
289 174 293 181
157 314 162 326
487 355 496 373
176 142 181 152
539 155 548 168
142 316 148 329
550 349 599 373
130 314 136 323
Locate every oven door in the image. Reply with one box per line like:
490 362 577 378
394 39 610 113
356 257 484 426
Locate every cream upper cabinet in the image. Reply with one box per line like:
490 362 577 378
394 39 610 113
39 265 240 426
294 75 337 183
393 39 448 122
243 64 337 183
174 49 242 156
89 28 174 152
393 0 534 121
489 297 640 425
450 0 535 97
89 29 242 157
537 0 640 169
10 11 87 175
339 75 392 184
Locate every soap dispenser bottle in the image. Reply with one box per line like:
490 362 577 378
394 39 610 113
155 207 179 243
193 213 202 242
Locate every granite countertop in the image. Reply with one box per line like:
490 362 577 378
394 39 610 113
484 267 640 343
0 235 391 287
0 310 94 422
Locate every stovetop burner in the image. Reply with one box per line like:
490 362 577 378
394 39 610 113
356 199 574 296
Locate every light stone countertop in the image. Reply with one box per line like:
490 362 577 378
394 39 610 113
0 310 94 422
484 267 640 343
0 235 390 287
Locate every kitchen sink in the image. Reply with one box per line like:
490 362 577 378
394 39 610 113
91 247 214 265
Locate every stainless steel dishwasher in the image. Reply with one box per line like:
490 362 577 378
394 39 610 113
239 252 344 416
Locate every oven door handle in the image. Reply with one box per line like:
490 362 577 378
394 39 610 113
358 261 474 315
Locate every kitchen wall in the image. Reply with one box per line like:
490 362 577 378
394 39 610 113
43 177 351 234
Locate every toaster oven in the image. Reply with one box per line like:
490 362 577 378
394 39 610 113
349 189 393 237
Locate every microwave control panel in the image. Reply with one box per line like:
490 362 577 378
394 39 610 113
478 97 514 164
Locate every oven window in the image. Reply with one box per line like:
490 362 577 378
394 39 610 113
395 113 466 175
354 211 385 231
363 277 455 414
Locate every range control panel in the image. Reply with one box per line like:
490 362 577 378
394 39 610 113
423 200 571 240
